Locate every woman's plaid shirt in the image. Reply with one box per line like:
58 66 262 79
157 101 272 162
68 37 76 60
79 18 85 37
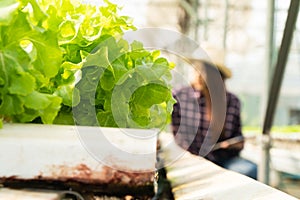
171 86 244 164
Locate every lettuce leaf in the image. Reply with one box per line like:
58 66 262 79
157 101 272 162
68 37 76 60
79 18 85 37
0 0 175 130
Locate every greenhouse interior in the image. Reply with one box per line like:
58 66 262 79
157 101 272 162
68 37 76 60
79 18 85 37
0 0 300 199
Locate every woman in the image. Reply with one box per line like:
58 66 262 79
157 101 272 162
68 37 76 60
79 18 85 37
171 59 257 179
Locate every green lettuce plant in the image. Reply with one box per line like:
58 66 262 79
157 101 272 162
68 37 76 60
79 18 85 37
0 0 175 130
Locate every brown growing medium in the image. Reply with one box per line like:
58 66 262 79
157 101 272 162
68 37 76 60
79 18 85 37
0 164 155 197
46 164 154 186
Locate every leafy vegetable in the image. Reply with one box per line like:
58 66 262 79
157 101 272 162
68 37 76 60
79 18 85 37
0 1 61 124
0 0 175 130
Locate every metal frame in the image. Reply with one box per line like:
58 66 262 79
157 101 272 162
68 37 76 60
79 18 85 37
261 0 300 184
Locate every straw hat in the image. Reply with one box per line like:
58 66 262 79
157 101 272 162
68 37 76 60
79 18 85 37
214 62 232 79
187 58 232 80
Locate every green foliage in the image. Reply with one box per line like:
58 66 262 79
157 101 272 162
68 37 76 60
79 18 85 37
275 125 300 133
0 0 175 130
243 125 300 134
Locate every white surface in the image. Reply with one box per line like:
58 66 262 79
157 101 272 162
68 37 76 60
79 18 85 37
0 124 157 180
159 132 298 200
